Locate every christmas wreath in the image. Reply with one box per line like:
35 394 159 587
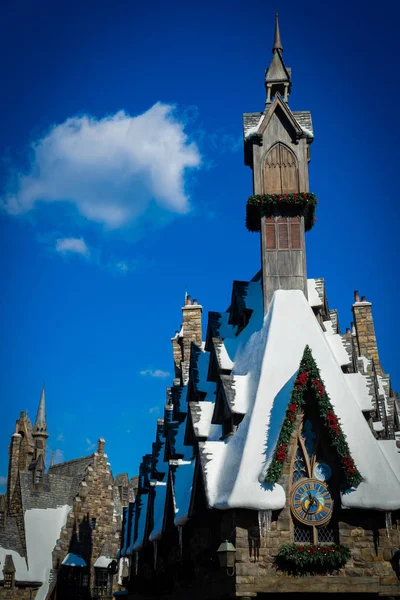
246 192 317 232
265 346 362 487
275 543 351 576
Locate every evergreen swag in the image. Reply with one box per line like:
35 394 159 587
275 543 351 576
246 192 317 232
265 346 363 487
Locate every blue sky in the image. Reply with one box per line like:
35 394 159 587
1 0 399 490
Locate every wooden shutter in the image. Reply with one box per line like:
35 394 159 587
278 220 289 249
264 145 282 194
290 216 301 249
280 145 299 193
265 217 276 249
263 143 299 195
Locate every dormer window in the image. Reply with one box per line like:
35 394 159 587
35 470 43 485
3 571 13 588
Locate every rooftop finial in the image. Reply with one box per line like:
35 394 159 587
34 385 47 430
273 13 283 53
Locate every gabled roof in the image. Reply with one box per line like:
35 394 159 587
258 94 303 140
199 289 400 511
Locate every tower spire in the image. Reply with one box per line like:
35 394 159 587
272 13 283 53
34 385 47 430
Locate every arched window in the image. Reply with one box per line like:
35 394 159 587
263 143 299 195
290 419 337 545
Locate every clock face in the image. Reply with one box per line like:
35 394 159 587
290 478 333 526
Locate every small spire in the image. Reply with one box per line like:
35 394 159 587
34 386 47 429
50 450 55 467
272 13 283 53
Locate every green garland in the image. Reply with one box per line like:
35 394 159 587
246 192 317 232
265 346 363 487
275 543 351 576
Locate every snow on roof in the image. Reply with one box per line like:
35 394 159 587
217 341 234 371
301 126 314 139
0 549 29 582
199 290 400 511
190 401 215 438
149 483 167 542
120 507 129 557
344 373 374 412
229 375 250 414
379 441 400 474
323 320 335 336
133 494 149 552
173 460 195 527
326 334 351 367
26 506 71 598
307 279 323 307
93 556 114 568
62 553 86 567
126 504 137 556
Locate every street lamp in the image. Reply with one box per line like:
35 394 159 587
216 540 236 576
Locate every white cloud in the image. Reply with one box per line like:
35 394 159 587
86 438 96 451
140 369 170 378
55 237 90 257
149 406 160 415
3 103 201 228
56 433 64 442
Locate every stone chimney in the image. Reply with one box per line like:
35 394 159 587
181 296 202 362
352 290 382 375
97 438 105 455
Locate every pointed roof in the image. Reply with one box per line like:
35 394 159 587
199 288 400 512
34 386 47 430
272 13 283 53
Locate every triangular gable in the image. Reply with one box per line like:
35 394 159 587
264 345 362 487
258 94 303 140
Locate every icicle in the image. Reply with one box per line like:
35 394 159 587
153 541 158 570
258 509 272 538
135 551 139 576
178 525 183 557
385 511 392 538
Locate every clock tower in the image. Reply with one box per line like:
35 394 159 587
243 14 315 314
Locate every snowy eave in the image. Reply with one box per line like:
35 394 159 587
307 279 323 308
244 115 264 140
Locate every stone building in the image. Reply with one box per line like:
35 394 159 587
0 388 131 600
116 15 400 600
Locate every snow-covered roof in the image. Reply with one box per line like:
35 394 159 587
0 506 71 600
199 289 400 511
307 278 323 308
190 401 215 438
149 483 167 542
62 552 86 567
132 494 149 552
344 373 374 412
173 460 195 527
93 556 114 568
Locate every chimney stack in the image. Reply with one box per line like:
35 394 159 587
352 290 382 375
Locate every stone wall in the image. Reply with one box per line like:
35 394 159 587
53 440 121 593
0 586 38 600
233 416 400 598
